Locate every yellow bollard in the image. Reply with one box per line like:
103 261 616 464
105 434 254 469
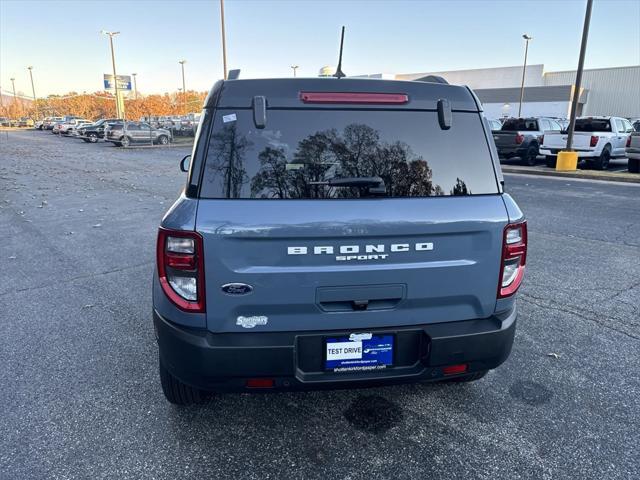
556 151 578 171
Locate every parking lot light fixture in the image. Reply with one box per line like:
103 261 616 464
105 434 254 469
290 65 299 77
27 66 38 120
179 60 187 114
101 30 121 118
10 77 19 116
132 73 138 100
518 34 532 118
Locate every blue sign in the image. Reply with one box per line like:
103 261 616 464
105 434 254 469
325 334 394 371
103 74 132 91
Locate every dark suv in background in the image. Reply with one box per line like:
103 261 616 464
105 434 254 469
153 77 527 405
493 116 563 165
79 118 122 142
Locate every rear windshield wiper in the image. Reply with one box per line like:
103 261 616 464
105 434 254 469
309 176 387 194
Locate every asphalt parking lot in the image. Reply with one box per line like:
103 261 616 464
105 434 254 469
1 130 639 479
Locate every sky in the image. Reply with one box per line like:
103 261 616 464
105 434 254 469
1 0 639 97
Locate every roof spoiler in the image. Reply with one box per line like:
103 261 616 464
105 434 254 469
416 75 449 84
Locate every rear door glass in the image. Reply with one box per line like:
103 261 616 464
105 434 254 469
501 118 539 131
200 109 498 199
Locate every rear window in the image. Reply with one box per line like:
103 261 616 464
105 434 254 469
575 119 611 132
500 118 538 131
199 109 498 199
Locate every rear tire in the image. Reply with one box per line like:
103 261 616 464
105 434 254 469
523 145 538 166
628 158 640 173
157 135 169 145
159 357 206 406
120 136 131 147
545 155 557 168
442 370 488 383
593 148 610 170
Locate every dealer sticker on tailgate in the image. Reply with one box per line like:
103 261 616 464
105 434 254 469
325 334 393 372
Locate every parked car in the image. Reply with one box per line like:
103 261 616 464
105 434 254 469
78 118 122 142
153 77 527 405
43 117 65 130
52 118 91 135
625 130 640 173
16 117 34 127
0 117 10 127
493 117 563 166
105 121 171 146
487 118 502 131
632 120 640 132
540 116 634 170
68 122 94 136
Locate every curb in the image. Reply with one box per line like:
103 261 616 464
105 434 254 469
501 166 640 184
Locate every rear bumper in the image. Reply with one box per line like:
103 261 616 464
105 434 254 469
540 148 598 158
154 307 517 392
498 146 528 158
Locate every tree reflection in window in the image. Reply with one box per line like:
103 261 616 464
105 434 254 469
207 124 252 198
250 123 447 198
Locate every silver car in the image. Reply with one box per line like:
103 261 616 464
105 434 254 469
105 121 171 147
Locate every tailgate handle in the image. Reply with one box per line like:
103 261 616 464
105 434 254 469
316 285 405 312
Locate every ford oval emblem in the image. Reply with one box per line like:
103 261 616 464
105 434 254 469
221 283 253 295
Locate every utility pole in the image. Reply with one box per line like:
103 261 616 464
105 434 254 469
179 60 187 114
132 73 138 100
27 66 38 120
290 65 299 77
220 0 228 79
101 30 121 118
518 34 532 117
566 0 593 151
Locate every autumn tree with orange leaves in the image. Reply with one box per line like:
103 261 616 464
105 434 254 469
0 91 207 121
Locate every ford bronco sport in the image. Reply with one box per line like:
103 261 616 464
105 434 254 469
153 77 526 405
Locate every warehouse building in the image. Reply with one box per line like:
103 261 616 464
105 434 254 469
364 64 639 119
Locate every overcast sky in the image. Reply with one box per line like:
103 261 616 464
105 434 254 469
1 0 639 97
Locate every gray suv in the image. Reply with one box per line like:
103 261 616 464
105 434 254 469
106 121 171 147
153 77 527 405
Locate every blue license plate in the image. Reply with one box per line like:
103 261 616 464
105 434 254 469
325 334 394 372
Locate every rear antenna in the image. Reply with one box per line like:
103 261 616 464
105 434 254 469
333 26 346 79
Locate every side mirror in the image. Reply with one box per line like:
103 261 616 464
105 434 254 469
180 154 191 173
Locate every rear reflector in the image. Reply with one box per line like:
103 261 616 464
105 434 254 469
246 378 275 388
299 92 408 105
443 364 468 375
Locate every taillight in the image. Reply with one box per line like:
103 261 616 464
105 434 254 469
498 222 527 298
627 136 632 148
299 92 409 104
590 135 599 147
156 228 205 312
539 134 544 145
515 134 524 144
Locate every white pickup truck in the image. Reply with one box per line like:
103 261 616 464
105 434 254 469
540 116 634 170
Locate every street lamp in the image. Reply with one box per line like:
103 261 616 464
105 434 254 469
518 34 532 117
290 65 299 77
178 60 187 114
132 72 138 100
27 66 38 120
101 30 121 118
10 77 19 116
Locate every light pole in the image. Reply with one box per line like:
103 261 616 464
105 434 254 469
10 77 18 116
290 65 299 77
565 0 593 153
178 60 187 114
132 72 138 100
518 34 532 118
219 0 228 79
27 66 38 120
101 30 121 118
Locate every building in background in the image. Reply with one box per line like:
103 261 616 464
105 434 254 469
369 64 639 119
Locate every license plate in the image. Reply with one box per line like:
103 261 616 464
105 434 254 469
325 334 393 372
